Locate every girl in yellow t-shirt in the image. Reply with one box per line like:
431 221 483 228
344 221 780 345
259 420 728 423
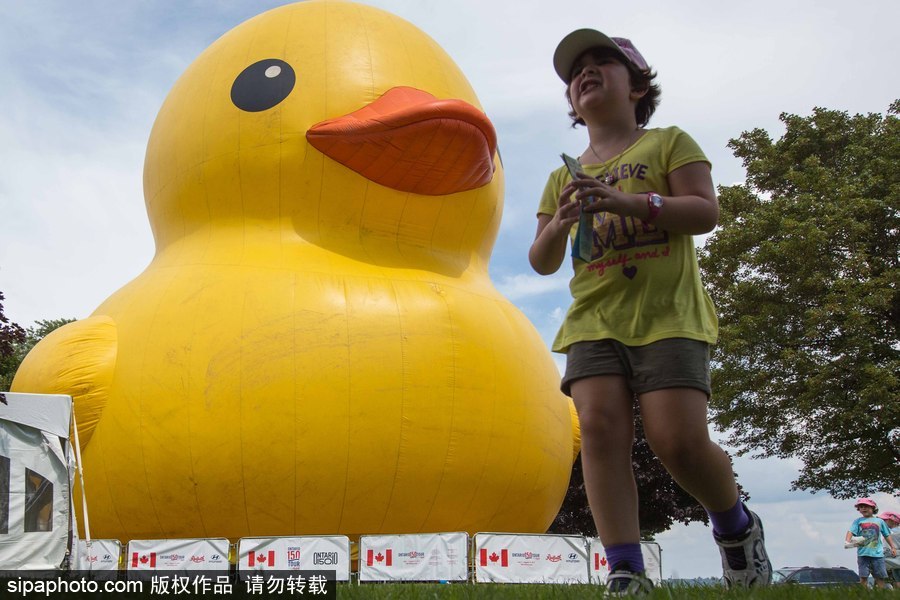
529 28 771 594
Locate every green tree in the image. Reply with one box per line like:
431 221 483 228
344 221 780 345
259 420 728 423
0 291 26 391
699 101 900 497
0 306 74 391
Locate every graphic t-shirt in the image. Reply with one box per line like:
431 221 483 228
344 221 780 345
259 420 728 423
538 126 718 352
850 516 891 557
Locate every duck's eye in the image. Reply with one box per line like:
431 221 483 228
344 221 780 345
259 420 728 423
231 59 296 112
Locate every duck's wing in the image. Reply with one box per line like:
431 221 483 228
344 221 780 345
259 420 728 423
12 315 117 450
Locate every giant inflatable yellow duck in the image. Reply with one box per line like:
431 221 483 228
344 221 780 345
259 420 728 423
13 0 576 541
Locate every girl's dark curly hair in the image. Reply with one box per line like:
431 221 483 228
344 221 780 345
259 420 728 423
565 49 661 128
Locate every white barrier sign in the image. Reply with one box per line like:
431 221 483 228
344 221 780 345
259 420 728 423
237 536 351 581
359 532 468 582
474 533 589 583
587 539 662 585
126 538 230 572
76 539 122 571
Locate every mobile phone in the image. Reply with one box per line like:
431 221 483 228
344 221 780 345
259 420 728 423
560 153 584 179
561 152 593 202
561 153 594 262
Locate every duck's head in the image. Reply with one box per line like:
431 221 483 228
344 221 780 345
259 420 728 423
145 0 502 272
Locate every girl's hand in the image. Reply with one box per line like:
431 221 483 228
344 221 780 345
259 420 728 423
571 175 629 214
547 181 581 234
528 181 582 275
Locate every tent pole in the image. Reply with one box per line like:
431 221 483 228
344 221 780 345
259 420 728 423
70 410 92 543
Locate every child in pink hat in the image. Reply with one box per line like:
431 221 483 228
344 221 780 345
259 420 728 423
878 509 900 584
847 498 897 589
530 27 771 595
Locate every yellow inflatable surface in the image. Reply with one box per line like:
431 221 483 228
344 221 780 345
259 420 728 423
13 0 575 541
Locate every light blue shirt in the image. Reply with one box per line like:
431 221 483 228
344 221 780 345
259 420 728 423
850 517 891 558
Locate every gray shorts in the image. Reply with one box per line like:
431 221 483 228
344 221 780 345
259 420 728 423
858 555 888 579
561 338 711 397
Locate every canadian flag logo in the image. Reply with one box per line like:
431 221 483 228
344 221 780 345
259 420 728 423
248 550 276 567
366 549 392 567
131 552 156 568
479 548 508 567
594 553 608 571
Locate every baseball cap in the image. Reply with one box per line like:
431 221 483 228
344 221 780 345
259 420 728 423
855 497 877 508
553 29 650 83
879 511 900 523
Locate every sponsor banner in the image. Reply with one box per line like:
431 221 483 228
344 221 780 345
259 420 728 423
75 539 122 571
237 536 351 582
358 532 468 582
587 539 662 585
473 533 589 584
125 538 230 573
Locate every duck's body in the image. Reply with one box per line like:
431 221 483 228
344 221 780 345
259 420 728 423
14 0 575 540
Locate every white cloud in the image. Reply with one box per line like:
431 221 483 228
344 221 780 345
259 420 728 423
549 306 567 324
495 272 569 301
798 514 826 544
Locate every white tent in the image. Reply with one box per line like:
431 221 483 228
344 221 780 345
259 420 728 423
0 392 77 570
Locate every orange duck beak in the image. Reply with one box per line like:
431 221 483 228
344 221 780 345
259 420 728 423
306 86 497 196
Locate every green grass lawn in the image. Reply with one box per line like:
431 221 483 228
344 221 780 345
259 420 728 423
336 582 894 599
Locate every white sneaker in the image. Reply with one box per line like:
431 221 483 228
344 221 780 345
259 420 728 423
605 567 654 596
713 507 773 587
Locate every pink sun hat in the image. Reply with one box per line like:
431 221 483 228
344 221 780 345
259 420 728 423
553 29 650 83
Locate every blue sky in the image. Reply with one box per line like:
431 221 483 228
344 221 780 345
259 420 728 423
1 0 897 578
